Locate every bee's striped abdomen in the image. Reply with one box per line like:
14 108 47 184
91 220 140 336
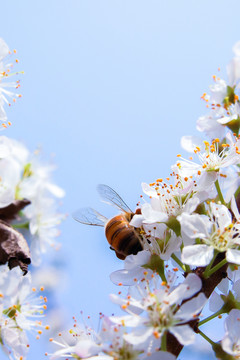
105 214 143 259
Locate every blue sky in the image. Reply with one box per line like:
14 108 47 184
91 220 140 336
1 1 240 358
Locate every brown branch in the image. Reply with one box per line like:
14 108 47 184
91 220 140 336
167 253 228 357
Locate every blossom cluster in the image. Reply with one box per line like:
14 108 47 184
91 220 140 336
0 135 65 266
0 38 66 359
0 265 49 360
3 36 240 360
49 42 240 360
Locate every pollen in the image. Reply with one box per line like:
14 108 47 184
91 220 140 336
173 267 178 272
153 331 160 339
40 286 44 291
45 325 50 330
177 154 181 157
32 287 36 292
202 164 207 169
197 170 201 175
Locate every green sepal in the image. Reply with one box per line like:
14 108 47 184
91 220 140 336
164 216 181 237
220 291 240 312
226 116 240 136
143 254 165 280
194 202 207 215
223 85 236 108
3 303 21 319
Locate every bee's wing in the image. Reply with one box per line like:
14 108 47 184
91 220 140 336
73 207 107 227
97 184 132 213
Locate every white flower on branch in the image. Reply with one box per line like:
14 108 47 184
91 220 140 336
180 197 240 267
0 266 48 359
110 273 206 347
175 137 240 190
110 250 153 286
221 309 240 358
0 38 22 128
0 136 65 265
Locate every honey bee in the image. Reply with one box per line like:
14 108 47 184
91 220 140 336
73 184 143 260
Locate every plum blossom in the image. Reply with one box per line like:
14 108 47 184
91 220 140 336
175 137 240 193
180 198 240 267
0 266 48 359
49 327 102 360
0 136 65 265
221 309 240 358
49 316 176 360
22 195 65 265
130 174 205 247
110 273 206 348
110 250 153 286
196 41 240 139
0 38 22 128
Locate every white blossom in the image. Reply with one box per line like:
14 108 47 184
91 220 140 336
110 273 206 347
110 250 153 286
180 199 240 267
0 38 22 128
222 309 240 357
